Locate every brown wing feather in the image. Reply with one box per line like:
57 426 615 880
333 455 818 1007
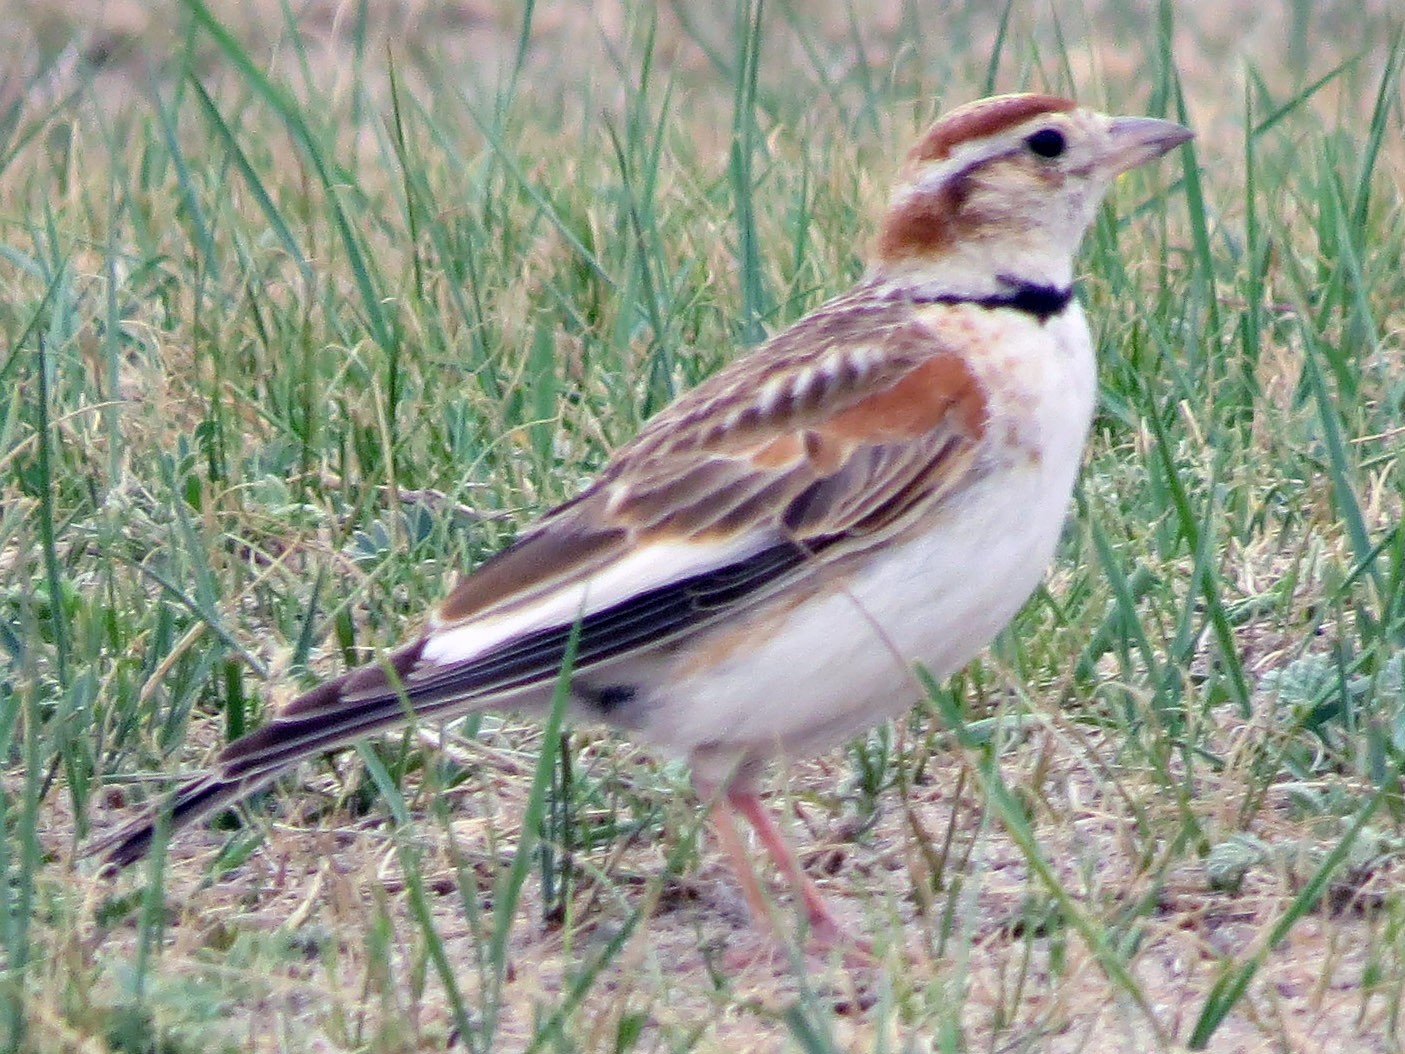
433 293 989 631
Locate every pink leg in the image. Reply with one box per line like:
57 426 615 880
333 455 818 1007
707 796 782 933
727 788 848 943
706 786 847 945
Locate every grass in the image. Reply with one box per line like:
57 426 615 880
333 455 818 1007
2 0 1404 1050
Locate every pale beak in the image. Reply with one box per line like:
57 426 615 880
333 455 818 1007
1105 115 1194 173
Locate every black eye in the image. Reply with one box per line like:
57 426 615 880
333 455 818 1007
1025 128 1066 158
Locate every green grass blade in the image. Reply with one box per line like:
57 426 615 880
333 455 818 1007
729 0 771 345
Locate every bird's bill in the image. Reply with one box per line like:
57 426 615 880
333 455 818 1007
1104 115 1194 173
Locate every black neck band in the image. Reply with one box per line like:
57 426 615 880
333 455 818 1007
908 281 1073 323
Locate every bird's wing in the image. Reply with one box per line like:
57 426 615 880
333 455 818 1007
427 294 991 639
213 295 992 781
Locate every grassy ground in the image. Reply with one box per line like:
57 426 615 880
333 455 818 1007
3 0 1404 1050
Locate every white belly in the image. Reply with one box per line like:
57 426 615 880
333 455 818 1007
650 462 1068 762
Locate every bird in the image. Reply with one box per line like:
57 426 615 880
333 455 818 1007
97 94 1192 950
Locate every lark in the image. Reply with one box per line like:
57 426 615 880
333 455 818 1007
100 94 1192 948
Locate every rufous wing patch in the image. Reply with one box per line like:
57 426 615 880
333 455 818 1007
824 352 987 445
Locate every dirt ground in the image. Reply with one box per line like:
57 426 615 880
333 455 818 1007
73 709 1405 1051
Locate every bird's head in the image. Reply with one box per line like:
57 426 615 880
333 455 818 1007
872 94 1193 295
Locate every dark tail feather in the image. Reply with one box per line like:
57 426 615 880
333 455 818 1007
97 638 436 871
217 638 433 782
97 770 276 870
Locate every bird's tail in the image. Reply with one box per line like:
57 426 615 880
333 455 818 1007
95 635 495 870
97 769 279 870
